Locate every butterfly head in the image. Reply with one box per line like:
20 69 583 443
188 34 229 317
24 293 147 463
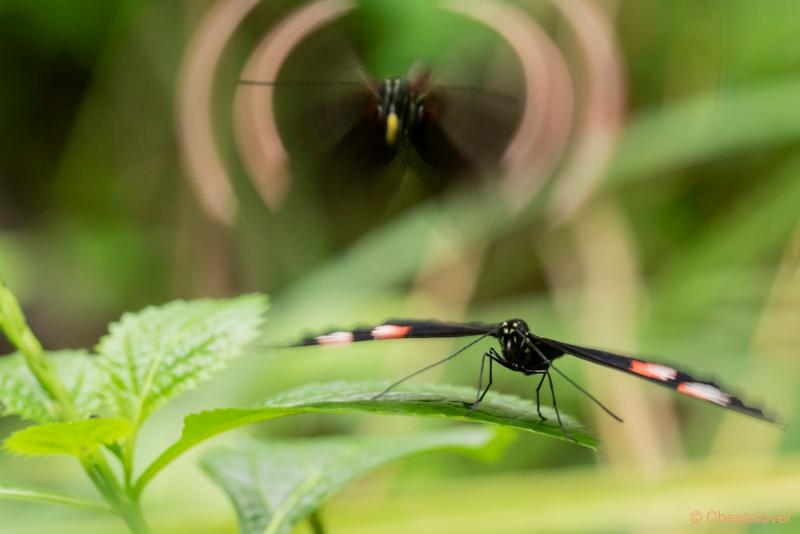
377 74 426 147
502 318 530 334
497 318 530 358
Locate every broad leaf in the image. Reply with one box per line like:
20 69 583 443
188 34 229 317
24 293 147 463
609 77 800 185
0 485 111 513
57 351 108 418
4 418 131 457
0 353 54 422
135 381 594 495
95 295 268 424
201 427 505 534
650 154 800 317
0 350 105 422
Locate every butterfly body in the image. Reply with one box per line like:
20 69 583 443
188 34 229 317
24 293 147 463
491 319 557 375
376 76 420 148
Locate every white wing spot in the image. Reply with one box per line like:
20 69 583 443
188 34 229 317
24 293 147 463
677 382 730 406
315 332 354 345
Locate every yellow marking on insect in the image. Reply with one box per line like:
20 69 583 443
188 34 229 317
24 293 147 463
386 112 399 146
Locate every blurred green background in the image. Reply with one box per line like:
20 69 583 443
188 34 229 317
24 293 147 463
1 0 798 532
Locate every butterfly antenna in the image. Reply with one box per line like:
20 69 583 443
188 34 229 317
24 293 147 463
372 334 490 400
433 85 519 105
237 79 367 88
548 363 624 423
516 327 623 423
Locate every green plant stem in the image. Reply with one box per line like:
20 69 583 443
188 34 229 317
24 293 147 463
122 426 140 489
20 341 79 421
309 510 326 534
83 458 152 533
117 497 151 534
0 486 113 513
1 280 151 533
0 281 79 420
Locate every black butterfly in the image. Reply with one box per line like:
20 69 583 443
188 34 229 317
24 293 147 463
287 318 781 440
238 28 523 190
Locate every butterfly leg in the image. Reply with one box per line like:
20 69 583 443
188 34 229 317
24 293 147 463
476 349 499 404
546 370 575 442
467 349 496 410
534 372 548 421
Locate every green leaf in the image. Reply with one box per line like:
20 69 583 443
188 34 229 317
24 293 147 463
135 381 594 495
200 428 505 534
4 418 131 457
56 351 108 418
95 294 268 424
0 353 55 422
0 350 105 422
0 280 82 421
0 485 112 513
609 77 800 185
651 154 800 317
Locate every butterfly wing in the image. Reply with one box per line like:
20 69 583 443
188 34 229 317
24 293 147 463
538 337 779 424
412 50 523 180
290 319 495 347
269 30 385 171
263 28 412 241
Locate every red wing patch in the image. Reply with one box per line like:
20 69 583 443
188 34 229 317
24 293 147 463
629 360 678 382
315 331 355 345
677 382 730 406
371 324 413 340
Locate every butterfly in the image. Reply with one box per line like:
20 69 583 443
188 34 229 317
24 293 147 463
287 317 781 439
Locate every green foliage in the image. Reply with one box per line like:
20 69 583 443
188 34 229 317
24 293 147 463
0 485 112 513
0 350 104 422
136 381 594 496
0 279 79 422
609 76 800 184
0 287 271 532
0 281 45 362
95 295 268 425
5 419 131 458
649 153 800 320
0 295 269 427
200 428 505 534
259 381 593 446
0 353 58 422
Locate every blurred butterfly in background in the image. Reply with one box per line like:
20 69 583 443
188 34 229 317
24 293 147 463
240 59 522 183
237 17 525 240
